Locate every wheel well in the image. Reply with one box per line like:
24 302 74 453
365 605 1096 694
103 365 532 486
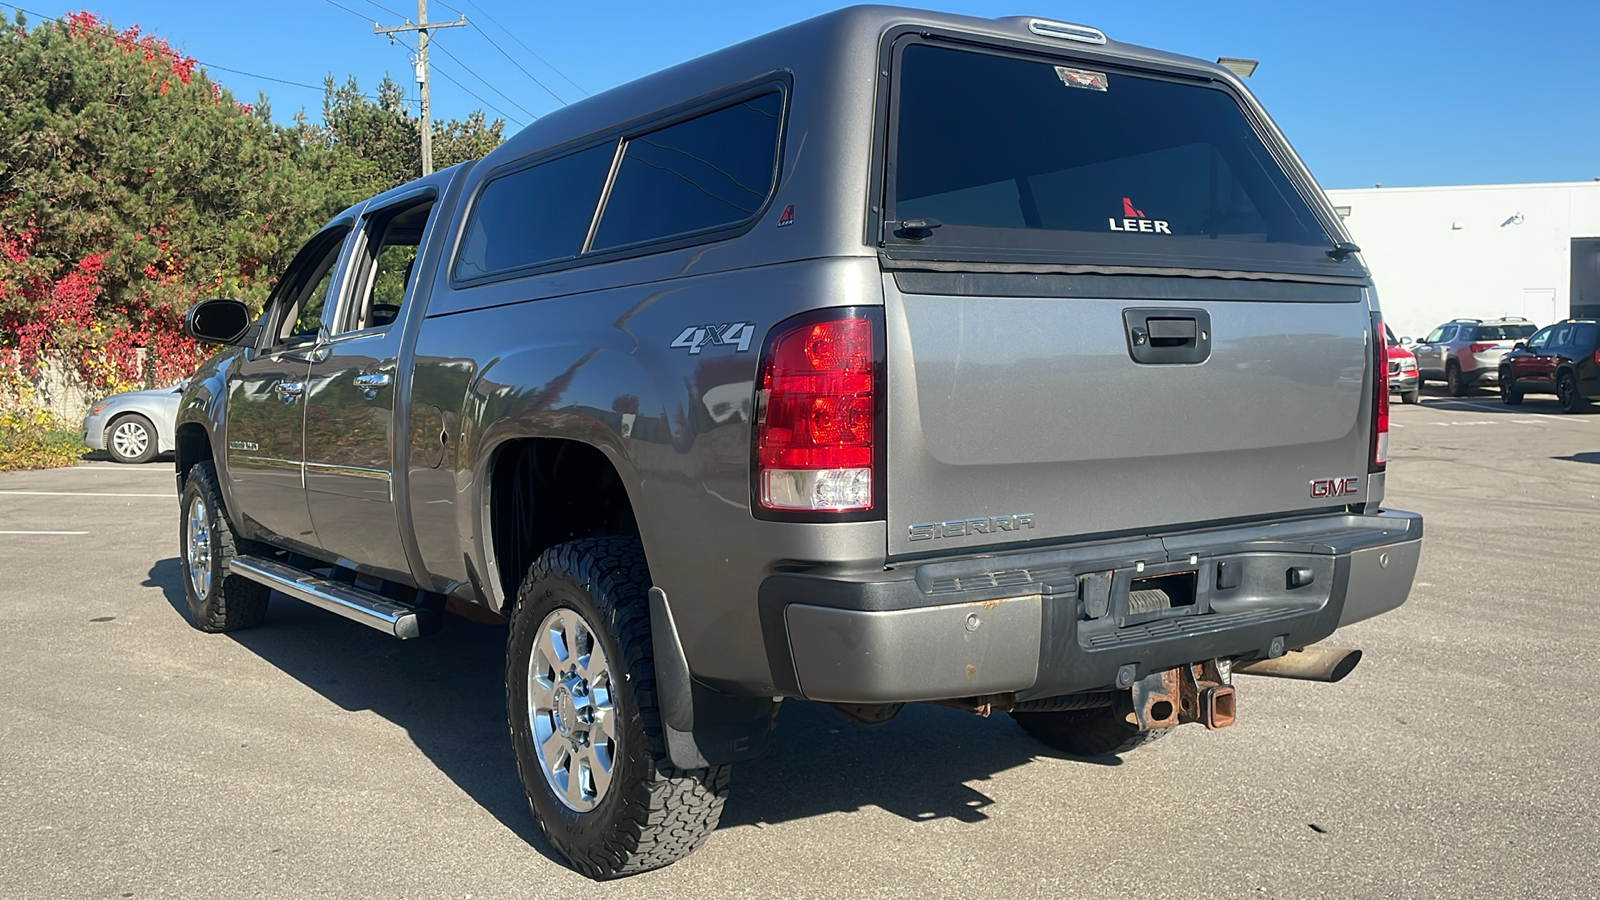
175 423 213 486
489 439 639 612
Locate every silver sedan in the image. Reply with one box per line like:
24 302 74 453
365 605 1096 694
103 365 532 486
81 383 185 464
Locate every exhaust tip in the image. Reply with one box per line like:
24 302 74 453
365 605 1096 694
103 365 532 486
1326 648 1363 683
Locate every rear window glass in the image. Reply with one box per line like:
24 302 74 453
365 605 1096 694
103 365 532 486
1469 324 1537 341
891 44 1332 263
456 143 614 278
590 91 783 252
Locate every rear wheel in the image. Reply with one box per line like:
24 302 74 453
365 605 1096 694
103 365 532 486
506 537 730 879
1446 362 1468 396
107 413 157 464
1011 704 1171 757
179 461 270 632
1501 371 1523 405
1557 372 1591 414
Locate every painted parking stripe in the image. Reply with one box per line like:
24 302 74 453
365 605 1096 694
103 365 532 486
0 530 90 535
0 491 173 498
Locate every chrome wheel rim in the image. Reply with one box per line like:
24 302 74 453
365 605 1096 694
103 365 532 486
1559 378 1575 409
186 497 212 599
112 420 149 459
528 607 617 812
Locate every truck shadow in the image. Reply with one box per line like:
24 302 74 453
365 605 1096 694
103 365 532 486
147 557 1113 848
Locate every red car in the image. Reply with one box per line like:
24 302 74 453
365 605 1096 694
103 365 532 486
1386 325 1420 404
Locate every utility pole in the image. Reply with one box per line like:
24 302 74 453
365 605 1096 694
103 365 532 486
374 2 466 175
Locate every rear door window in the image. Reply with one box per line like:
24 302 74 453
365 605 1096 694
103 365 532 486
1573 323 1598 351
887 43 1335 272
590 91 783 252
455 143 615 279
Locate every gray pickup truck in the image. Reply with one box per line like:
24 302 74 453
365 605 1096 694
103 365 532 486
175 5 1422 879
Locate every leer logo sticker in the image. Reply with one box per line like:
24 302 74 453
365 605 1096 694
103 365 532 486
1109 196 1171 234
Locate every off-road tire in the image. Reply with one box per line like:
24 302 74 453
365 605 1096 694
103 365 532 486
1011 704 1172 757
1401 388 1420 405
107 413 158 464
1446 362 1468 397
506 537 731 879
179 461 270 632
1501 371 1523 405
1558 372 1591 414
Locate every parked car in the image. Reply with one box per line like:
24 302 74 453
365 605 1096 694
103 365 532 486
1500 319 1600 413
1412 317 1537 396
1386 325 1419 404
82 382 184 463
172 6 1422 879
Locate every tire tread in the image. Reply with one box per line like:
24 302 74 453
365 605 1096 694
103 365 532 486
509 537 730 879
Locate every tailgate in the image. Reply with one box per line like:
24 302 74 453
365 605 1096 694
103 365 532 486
884 275 1375 557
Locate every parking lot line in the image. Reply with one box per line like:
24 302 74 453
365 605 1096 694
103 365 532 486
0 530 90 535
0 491 174 498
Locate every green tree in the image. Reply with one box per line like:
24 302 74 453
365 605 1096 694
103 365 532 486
0 10 505 393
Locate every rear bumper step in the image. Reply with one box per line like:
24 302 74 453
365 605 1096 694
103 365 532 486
227 556 440 639
760 510 1421 703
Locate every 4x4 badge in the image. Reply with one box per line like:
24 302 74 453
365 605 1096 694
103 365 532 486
672 323 756 355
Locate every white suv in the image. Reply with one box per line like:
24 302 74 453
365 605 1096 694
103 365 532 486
1413 317 1538 396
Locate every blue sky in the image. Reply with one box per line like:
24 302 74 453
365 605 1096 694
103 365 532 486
8 0 1598 189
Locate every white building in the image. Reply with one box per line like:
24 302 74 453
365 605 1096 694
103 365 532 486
1324 181 1600 342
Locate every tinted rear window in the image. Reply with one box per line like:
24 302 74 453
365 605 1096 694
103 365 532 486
456 143 615 278
890 44 1333 268
1469 324 1537 341
591 91 783 252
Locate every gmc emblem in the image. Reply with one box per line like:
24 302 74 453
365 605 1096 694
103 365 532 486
1310 477 1361 498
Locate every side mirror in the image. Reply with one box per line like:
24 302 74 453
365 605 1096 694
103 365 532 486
1399 336 1414 346
1513 342 1528 351
185 298 251 345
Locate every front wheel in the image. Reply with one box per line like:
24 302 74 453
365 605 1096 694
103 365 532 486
1011 704 1171 757
179 461 270 631
506 537 730 879
1558 373 1592 414
1501 372 1523 405
1400 388 1420 405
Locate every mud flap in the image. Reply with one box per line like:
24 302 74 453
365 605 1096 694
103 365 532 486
649 587 778 769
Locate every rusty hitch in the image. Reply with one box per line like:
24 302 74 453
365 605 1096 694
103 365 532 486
1127 660 1236 731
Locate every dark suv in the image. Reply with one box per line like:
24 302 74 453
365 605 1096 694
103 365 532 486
1500 319 1600 412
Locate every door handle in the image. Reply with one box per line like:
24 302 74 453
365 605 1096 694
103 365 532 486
355 372 392 400
275 381 306 404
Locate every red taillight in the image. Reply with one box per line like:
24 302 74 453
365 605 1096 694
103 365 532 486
1469 342 1497 353
1593 348 1600 366
1371 313 1389 472
755 311 879 513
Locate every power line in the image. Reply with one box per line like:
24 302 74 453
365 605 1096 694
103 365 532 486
454 0 588 98
0 2 415 107
418 0 566 107
428 38 536 121
428 56 524 127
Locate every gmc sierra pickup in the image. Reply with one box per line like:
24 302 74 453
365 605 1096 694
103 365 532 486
175 5 1422 879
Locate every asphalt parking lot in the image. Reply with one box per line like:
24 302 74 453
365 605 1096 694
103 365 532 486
3 390 1598 900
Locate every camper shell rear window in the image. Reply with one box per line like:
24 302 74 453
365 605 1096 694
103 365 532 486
884 41 1341 275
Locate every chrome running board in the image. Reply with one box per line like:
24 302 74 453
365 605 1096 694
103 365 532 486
228 555 440 639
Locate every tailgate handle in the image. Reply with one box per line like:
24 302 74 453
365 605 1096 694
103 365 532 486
1125 308 1212 365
